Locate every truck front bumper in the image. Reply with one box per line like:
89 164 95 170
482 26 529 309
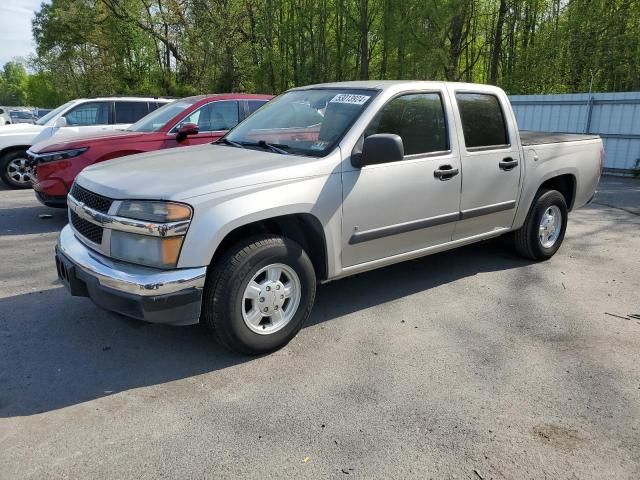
55 225 206 326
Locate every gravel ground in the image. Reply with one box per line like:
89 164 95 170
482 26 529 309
0 177 639 479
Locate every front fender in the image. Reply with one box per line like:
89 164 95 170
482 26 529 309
177 173 343 277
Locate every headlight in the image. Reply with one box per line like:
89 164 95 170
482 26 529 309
110 200 192 269
117 200 192 222
110 231 184 269
30 147 88 163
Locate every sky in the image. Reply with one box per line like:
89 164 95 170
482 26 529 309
0 0 49 67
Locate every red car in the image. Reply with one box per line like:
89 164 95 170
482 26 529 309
30 93 273 207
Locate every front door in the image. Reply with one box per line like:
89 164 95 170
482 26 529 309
165 100 241 147
449 90 522 240
341 91 461 267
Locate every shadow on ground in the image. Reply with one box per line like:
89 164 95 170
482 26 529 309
0 205 67 236
0 239 529 417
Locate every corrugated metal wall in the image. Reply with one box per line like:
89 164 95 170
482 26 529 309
509 92 640 175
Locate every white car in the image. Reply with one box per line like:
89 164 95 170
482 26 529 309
0 107 11 125
0 96 172 188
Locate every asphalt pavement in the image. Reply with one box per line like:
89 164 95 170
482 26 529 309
0 177 639 479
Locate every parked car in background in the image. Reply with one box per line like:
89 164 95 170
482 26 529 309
0 96 172 188
30 93 272 207
35 108 53 119
54 81 603 354
0 107 11 125
9 110 37 125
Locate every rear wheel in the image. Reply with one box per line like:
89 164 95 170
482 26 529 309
201 235 316 355
1 149 32 189
514 189 568 261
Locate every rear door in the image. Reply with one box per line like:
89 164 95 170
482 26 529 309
449 89 522 240
341 90 461 267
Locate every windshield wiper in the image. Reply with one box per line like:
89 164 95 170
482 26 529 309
241 140 290 155
215 137 245 148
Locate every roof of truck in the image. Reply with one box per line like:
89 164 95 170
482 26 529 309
292 80 500 91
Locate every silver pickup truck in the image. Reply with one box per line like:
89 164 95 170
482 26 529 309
55 81 603 354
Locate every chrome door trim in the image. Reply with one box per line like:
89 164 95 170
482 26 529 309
349 211 460 245
459 200 516 220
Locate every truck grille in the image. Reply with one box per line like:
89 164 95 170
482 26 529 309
70 210 103 244
70 183 113 213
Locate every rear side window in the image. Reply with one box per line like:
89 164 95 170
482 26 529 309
114 101 150 124
64 102 109 126
455 93 508 149
365 93 448 156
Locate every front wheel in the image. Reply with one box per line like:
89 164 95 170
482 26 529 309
514 189 568 261
1 149 33 189
201 235 317 354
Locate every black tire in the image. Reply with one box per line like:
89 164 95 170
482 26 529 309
201 235 317 355
1 149 32 189
514 189 568 261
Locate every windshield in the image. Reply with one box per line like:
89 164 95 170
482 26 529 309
127 100 197 132
36 101 75 125
224 89 377 156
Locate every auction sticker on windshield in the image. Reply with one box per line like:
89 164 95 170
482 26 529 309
330 94 370 105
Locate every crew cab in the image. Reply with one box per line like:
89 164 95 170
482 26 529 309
0 96 172 188
55 81 603 355
29 94 272 207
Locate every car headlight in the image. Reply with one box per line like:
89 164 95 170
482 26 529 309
117 200 192 222
30 147 88 163
110 200 193 269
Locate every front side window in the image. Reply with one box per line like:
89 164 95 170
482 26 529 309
225 88 376 157
247 100 267 115
455 93 508 149
178 101 239 132
365 93 448 157
64 102 109 126
114 101 150 124
127 99 197 132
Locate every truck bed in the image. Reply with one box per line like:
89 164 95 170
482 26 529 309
520 130 600 146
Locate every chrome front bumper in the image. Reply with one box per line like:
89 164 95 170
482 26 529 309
56 225 207 325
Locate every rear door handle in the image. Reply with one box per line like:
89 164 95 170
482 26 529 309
434 164 459 181
499 157 519 171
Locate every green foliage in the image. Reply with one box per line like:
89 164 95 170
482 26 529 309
1 0 639 107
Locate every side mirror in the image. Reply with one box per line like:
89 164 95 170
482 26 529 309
351 133 404 168
53 117 67 128
176 122 199 141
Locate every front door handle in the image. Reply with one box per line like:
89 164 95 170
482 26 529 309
434 165 459 181
499 157 519 171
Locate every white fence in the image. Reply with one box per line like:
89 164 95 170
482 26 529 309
509 92 640 175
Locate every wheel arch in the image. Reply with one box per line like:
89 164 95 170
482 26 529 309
0 145 31 158
207 212 329 281
538 173 576 211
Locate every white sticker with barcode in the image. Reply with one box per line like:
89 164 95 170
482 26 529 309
329 94 370 105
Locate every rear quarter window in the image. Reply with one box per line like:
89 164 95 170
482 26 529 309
455 93 508 149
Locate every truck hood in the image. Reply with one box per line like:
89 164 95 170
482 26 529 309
31 129 147 153
77 143 332 201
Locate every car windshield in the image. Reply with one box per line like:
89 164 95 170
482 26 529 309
224 88 377 156
127 99 197 132
36 101 75 125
